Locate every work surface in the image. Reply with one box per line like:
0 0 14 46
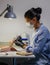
0 51 35 58
0 42 35 58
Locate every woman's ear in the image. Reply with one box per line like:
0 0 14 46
32 17 37 22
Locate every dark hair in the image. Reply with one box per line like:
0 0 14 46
24 7 42 21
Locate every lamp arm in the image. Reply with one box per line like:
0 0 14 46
0 8 7 16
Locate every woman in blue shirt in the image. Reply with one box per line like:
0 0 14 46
22 7 50 65
6 7 50 65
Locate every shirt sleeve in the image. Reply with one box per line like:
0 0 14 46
25 46 33 52
33 30 49 55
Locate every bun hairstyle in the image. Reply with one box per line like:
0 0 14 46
24 7 42 21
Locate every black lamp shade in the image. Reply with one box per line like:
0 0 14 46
4 11 16 18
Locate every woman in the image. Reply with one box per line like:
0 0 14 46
23 7 50 65
12 7 50 65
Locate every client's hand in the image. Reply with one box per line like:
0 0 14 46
0 45 17 52
0 46 11 52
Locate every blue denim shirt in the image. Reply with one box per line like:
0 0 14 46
26 23 50 60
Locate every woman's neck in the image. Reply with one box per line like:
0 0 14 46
35 22 41 30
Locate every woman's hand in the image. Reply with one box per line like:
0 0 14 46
22 44 28 49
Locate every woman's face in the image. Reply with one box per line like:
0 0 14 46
25 17 38 28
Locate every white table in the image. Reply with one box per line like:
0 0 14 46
0 51 35 58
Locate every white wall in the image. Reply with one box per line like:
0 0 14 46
0 0 50 42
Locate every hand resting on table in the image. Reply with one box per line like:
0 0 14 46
0 46 17 52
